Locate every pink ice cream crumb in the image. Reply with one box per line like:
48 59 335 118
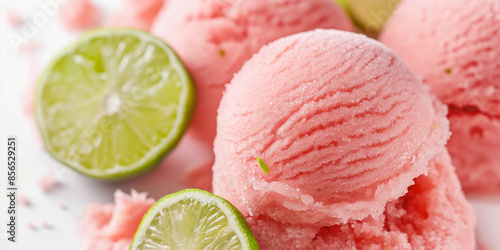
4 6 24 27
28 222 37 230
105 0 165 31
18 193 30 206
42 221 52 229
37 171 59 193
78 189 155 250
60 203 68 211
18 41 40 54
59 0 99 30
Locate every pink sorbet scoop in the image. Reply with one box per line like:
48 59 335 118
78 190 155 250
151 0 353 190
151 0 353 147
247 151 476 249
379 0 500 193
212 29 475 249
105 0 165 31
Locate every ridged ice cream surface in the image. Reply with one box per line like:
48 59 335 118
213 29 449 226
152 0 353 145
380 0 500 192
248 150 476 249
380 0 500 116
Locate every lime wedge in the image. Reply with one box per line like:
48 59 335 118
35 28 195 180
130 189 259 250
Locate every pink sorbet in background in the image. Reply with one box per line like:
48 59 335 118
212 29 475 249
379 0 500 192
105 0 165 31
4 6 24 27
151 0 353 189
59 0 99 30
78 190 155 250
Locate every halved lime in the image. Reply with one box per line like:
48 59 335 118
130 189 259 250
35 28 195 179
335 0 399 37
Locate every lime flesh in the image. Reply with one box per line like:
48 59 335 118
35 28 195 179
130 189 259 250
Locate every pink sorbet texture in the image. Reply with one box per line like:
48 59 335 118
212 29 475 249
78 190 155 250
379 0 500 192
152 0 353 146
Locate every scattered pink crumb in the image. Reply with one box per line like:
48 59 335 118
59 0 99 30
28 222 37 230
4 6 24 27
60 203 68 211
18 193 30 206
18 41 40 54
42 221 52 229
78 189 156 250
38 171 59 193
105 0 165 31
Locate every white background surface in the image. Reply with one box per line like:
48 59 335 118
1 1 500 249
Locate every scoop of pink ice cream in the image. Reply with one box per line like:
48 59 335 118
78 190 155 250
151 0 353 146
212 29 450 228
105 0 165 31
447 113 500 192
248 150 475 249
379 0 500 192
59 0 99 30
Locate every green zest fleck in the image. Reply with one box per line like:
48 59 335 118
257 157 270 174
445 68 452 74
219 49 226 57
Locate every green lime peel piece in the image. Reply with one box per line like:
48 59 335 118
257 157 270 174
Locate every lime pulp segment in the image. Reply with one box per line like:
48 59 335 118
35 28 195 179
130 189 259 250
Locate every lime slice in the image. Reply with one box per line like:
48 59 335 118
130 189 259 250
35 28 195 179
347 0 399 36
332 0 399 37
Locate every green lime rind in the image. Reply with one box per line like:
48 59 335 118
130 189 259 250
35 28 196 180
